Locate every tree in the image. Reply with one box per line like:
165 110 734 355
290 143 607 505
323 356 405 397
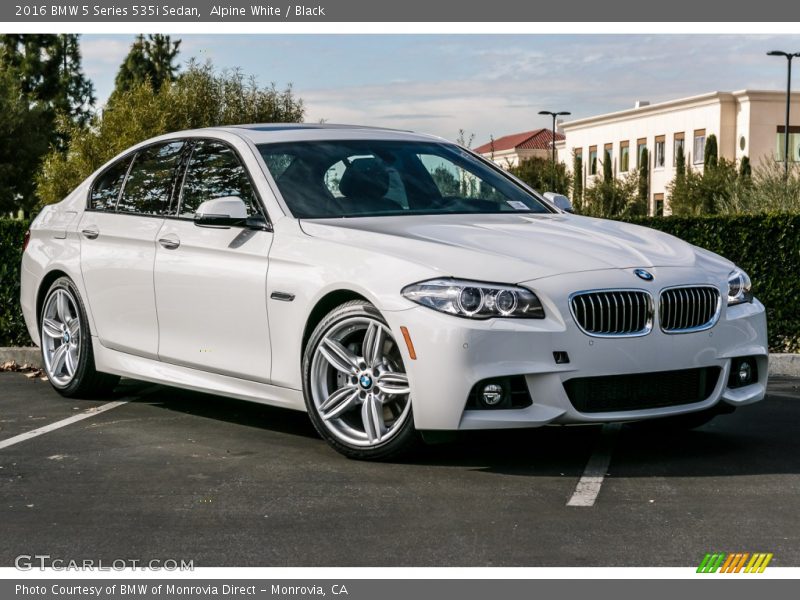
739 155 752 180
430 165 460 196
669 156 736 216
581 171 641 218
507 156 570 195
637 147 649 213
602 149 613 182
0 35 92 212
721 160 800 213
113 34 181 97
669 143 689 215
675 143 686 182
456 128 475 149
0 34 94 128
572 151 583 212
37 60 305 206
0 70 50 214
704 134 718 171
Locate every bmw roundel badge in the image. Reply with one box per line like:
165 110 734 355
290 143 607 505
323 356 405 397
634 269 654 281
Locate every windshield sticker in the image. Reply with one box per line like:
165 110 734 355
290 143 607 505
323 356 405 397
506 200 530 211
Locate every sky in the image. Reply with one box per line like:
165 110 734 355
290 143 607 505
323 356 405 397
80 34 800 147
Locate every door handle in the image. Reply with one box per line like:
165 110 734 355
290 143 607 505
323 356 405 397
158 236 180 250
81 226 99 240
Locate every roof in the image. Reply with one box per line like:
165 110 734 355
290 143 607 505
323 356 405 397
474 128 564 154
143 123 447 144
185 123 445 145
228 123 410 133
561 90 788 130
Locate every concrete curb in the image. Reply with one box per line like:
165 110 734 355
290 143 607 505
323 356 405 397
769 353 800 378
0 347 41 368
1 346 799 377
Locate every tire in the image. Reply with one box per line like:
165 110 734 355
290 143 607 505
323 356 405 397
39 276 119 398
302 300 420 460
631 405 734 432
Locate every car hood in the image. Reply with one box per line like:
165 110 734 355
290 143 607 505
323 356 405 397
299 213 733 283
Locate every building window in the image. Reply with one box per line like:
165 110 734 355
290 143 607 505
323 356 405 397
654 193 664 217
589 146 598 175
637 138 647 168
620 141 630 172
654 135 666 168
776 125 800 162
693 129 706 165
673 133 685 166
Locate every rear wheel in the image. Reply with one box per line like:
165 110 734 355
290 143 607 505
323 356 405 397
302 300 419 460
40 277 119 398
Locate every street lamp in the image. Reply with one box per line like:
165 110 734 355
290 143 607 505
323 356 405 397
767 50 800 177
538 110 571 191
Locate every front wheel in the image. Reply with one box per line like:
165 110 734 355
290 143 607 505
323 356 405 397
40 277 119 398
302 300 419 460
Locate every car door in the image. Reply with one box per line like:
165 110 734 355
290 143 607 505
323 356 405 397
153 138 274 382
78 140 185 359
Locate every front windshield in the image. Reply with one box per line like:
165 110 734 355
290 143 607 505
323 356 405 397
257 140 551 218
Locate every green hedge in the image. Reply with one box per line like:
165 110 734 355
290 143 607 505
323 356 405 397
0 218 30 346
0 215 797 351
625 214 800 352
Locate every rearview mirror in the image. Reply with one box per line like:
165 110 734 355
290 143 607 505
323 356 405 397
543 192 573 213
194 196 248 227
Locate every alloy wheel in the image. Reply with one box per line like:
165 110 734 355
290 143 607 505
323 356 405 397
41 288 82 387
310 317 411 448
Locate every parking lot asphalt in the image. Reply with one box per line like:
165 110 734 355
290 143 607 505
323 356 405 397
1 371 798 567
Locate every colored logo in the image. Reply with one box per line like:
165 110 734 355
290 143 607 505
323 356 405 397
359 374 373 389
697 552 773 573
634 269 654 281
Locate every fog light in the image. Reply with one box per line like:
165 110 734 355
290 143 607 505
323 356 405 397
481 383 505 406
737 361 752 385
466 376 532 410
728 356 758 389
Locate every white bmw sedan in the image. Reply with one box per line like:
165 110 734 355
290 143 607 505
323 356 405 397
20 124 767 459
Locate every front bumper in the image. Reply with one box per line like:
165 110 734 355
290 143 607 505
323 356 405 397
383 268 768 431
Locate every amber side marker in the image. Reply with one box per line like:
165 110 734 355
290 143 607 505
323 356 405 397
400 326 417 360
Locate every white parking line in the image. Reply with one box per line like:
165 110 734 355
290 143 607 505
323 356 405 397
567 423 621 507
0 401 129 451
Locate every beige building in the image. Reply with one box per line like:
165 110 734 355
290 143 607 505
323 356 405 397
474 128 564 168
557 90 800 215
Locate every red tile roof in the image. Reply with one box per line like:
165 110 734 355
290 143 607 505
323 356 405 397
473 128 565 154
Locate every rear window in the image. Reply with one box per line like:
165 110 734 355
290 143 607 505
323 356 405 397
89 157 132 211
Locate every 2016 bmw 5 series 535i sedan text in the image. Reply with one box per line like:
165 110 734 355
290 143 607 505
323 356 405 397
20 124 768 459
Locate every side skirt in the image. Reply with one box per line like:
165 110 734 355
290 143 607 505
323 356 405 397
92 338 306 412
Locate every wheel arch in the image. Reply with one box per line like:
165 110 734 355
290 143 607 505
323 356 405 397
301 289 370 356
36 269 71 327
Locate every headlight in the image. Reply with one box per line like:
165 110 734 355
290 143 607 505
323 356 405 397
727 268 753 306
401 278 545 319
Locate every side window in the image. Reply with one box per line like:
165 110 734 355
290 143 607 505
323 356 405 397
179 140 260 217
89 157 132 211
117 141 184 215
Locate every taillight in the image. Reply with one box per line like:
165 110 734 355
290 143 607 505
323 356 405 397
22 229 31 252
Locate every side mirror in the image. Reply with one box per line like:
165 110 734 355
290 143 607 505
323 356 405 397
244 213 273 232
194 196 248 227
543 192 573 213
